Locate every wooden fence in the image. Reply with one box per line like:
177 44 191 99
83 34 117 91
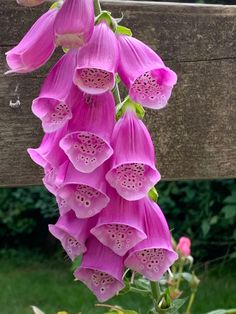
0 0 235 187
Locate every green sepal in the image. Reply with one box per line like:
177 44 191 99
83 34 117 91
50 1 61 9
62 47 70 53
116 97 145 120
116 25 132 36
148 187 159 202
95 11 117 31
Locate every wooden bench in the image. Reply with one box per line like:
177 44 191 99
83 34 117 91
0 0 235 187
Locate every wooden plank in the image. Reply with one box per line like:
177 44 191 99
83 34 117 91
0 1 235 187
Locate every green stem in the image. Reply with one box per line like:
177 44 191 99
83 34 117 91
130 286 150 295
176 261 184 290
150 281 161 305
94 0 102 15
185 291 196 314
113 83 122 106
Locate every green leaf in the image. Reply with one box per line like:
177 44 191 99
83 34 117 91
201 220 210 236
221 205 236 219
229 251 236 259
210 215 218 225
116 25 133 36
223 192 236 204
31 306 46 314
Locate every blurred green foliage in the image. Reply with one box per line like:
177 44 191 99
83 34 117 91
0 187 57 248
158 180 236 260
0 180 236 261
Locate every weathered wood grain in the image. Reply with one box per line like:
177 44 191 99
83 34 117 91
0 1 235 186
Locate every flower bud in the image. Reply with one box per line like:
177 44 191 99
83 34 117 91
176 237 191 257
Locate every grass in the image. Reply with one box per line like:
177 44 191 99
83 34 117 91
0 250 235 314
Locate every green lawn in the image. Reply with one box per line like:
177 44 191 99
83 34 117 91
0 252 235 314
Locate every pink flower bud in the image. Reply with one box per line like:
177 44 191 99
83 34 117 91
54 0 94 49
176 237 191 256
6 9 57 73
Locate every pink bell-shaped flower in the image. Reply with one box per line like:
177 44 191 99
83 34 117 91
6 9 57 73
91 188 147 256
54 0 94 49
106 109 161 201
60 92 115 173
74 237 124 302
49 210 97 261
16 0 47 6
57 162 110 218
42 159 69 196
56 195 71 216
125 198 178 281
27 124 68 169
74 22 118 94
118 35 177 109
32 50 80 133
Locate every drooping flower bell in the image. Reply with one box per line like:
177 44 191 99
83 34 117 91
60 92 115 173
49 210 97 261
57 162 110 218
74 237 124 302
32 50 80 133
54 0 94 49
125 198 178 281
176 237 191 257
91 188 147 256
74 21 118 94
117 35 177 109
106 109 161 201
6 9 57 73
27 124 68 169
16 0 47 6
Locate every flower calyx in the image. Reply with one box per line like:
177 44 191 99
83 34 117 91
116 96 145 120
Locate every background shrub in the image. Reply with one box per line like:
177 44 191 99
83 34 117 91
0 180 236 261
